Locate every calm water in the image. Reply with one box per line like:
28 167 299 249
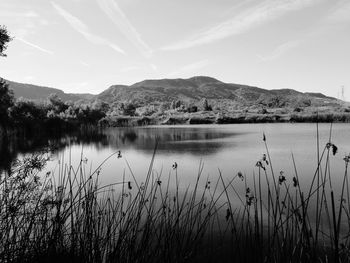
2 123 350 237
2 123 350 193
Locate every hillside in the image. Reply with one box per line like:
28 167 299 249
97 76 338 108
3 76 339 108
5 79 93 102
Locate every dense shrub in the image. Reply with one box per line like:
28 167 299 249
0 78 14 129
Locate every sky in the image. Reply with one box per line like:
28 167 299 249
0 0 349 99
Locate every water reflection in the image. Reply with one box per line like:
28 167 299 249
0 129 108 173
103 126 241 155
0 126 241 172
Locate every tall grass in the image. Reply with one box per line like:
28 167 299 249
1 126 350 262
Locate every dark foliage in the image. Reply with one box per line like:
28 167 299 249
0 25 12 57
0 78 15 128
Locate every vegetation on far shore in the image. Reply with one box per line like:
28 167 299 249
1 76 350 137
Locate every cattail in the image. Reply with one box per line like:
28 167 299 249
172 162 178 169
278 175 286 185
332 144 338 155
247 196 255 206
292 177 298 187
205 181 211 189
256 161 265 171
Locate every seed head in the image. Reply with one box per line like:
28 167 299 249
332 144 338 156
344 154 350 163
278 175 286 185
237 171 244 181
247 196 255 206
172 162 178 169
256 161 265 171
292 177 298 187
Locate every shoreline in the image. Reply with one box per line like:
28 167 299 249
99 111 350 127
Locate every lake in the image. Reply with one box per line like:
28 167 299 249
2 122 350 239
3 123 350 195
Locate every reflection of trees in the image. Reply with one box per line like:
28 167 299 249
0 129 108 173
0 137 13 173
0 126 239 172
104 127 238 155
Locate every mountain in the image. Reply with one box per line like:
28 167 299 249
98 76 267 104
97 76 337 107
3 76 338 108
4 79 93 102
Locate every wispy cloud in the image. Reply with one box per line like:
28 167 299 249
257 40 302 62
79 61 90 67
168 59 209 77
51 1 125 54
327 0 350 23
96 0 152 58
0 7 48 38
163 0 322 51
120 66 140 73
16 37 54 55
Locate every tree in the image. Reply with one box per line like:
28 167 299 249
0 78 15 129
121 102 136 116
200 98 212 111
91 99 110 113
47 93 67 113
10 98 47 126
0 25 13 135
0 25 12 57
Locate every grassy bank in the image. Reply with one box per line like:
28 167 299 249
1 131 350 262
99 111 350 127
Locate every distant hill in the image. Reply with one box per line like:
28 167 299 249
4 79 93 102
98 76 268 104
97 76 337 107
3 76 338 108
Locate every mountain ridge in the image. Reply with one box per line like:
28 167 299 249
3 76 338 108
96 76 337 107
3 79 94 102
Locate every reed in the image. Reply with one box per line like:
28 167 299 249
0 124 350 262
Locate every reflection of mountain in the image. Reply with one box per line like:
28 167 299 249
102 127 239 155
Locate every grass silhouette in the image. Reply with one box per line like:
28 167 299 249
0 125 350 262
